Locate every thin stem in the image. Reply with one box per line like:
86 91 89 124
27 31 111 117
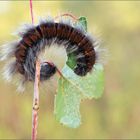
32 60 40 140
29 0 38 139
29 0 34 24
55 13 78 22
56 67 64 78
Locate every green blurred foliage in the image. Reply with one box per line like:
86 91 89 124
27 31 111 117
0 1 140 139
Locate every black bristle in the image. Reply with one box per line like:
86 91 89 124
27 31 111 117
40 63 56 81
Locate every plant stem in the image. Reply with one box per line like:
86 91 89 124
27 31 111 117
55 13 78 22
56 67 64 78
32 60 40 140
29 0 34 24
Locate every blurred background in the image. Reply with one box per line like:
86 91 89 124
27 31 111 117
0 1 140 139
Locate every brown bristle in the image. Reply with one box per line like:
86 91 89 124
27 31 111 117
78 36 89 47
56 23 73 42
36 26 43 38
46 22 56 38
72 30 85 45
15 48 25 60
23 38 33 47
62 24 73 40
69 29 81 44
40 22 56 39
16 61 25 74
39 23 48 38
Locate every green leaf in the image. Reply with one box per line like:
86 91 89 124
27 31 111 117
61 64 104 99
54 63 104 128
66 53 77 70
54 77 81 128
78 17 87 32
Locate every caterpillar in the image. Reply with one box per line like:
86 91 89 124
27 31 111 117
0 16 100 90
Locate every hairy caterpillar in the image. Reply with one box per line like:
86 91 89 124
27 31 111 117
0 16 100 90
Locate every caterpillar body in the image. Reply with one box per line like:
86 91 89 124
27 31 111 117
0 17 100 91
